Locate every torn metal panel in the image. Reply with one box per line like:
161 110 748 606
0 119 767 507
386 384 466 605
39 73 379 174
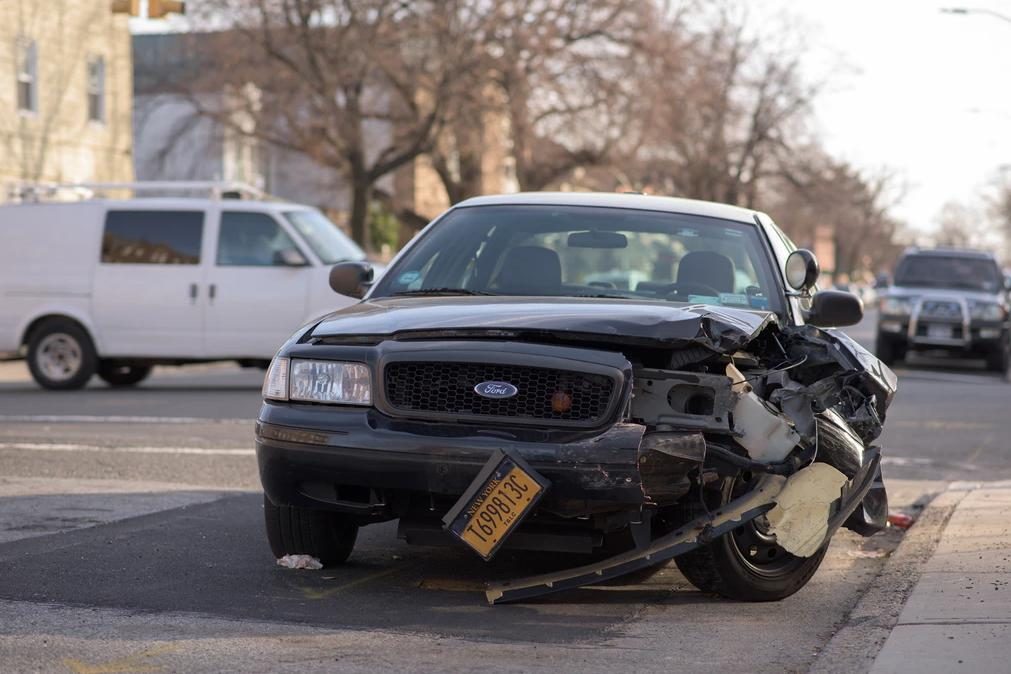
637 432 705 503
631 368 733 432
765 463 848 557
486 474 788 605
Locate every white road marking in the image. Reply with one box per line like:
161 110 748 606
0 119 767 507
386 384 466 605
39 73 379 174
0 415 250 424
0 442 254 456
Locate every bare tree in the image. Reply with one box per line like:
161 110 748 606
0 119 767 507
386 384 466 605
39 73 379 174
182 0 483 247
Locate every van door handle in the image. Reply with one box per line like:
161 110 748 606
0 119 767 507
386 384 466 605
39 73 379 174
189 283 198 303
208 284 217 302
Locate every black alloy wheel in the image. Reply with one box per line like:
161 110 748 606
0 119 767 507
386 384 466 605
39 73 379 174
674 473 829 601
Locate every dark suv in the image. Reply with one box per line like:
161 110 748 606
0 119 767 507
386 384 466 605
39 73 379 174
876 248 1010 371
256 193 895 604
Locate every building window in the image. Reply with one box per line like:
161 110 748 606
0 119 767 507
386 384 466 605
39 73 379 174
87 56 105 123
16 39 38 113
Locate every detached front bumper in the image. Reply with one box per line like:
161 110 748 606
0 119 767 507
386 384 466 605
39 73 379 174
256 402 700 521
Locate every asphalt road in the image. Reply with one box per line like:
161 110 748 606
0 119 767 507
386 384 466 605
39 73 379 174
0 309 1007 672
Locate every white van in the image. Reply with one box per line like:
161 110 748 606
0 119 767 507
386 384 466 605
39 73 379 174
0 183 367 389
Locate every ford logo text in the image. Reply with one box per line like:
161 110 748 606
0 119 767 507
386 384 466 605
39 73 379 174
474 381 519 399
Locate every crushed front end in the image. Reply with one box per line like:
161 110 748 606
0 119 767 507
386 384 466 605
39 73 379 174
256 300 897 603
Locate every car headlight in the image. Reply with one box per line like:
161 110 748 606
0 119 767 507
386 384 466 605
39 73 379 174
879 297 912 316
289 359 371 405
970 302 1007 321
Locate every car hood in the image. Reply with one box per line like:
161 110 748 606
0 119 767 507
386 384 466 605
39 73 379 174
886 286 1002 304
308 296 779 352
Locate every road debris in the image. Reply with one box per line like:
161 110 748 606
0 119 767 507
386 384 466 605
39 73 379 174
887 512 916 529
276 554 323 570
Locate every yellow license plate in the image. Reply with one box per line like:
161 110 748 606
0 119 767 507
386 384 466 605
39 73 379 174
443 451 548 560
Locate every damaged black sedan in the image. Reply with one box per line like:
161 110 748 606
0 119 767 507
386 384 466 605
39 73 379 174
256 192 897 604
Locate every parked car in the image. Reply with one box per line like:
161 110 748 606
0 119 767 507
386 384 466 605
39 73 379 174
0 183 370 389
256 192 896 604
876 247 1010 371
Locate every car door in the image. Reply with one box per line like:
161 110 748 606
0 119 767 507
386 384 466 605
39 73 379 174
91 208 208 358
202 209 312 359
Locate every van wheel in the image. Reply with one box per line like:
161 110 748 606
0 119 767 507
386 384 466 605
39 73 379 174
263 494 358 566
26 319 98 390
674 475 829 601
97 362 153 388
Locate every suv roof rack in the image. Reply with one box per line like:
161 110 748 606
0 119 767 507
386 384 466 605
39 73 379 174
5 181 276 203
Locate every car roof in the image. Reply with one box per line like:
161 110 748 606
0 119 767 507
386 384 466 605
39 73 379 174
455 192 764 225
902 247 997 261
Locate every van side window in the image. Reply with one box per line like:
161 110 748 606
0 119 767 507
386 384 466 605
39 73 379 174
217 212 299 266
101 211 203 264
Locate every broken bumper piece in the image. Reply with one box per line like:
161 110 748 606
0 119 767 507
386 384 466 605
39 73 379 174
486 448 881 605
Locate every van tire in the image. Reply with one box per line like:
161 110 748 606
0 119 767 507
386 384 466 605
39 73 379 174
97 362 153 388
26 319 97 390
263 494 358 566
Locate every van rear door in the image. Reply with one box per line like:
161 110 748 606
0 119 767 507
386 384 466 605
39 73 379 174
202 209 311 359
92 209 207 357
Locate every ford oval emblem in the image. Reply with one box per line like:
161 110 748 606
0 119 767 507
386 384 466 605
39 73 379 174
474 381 519 399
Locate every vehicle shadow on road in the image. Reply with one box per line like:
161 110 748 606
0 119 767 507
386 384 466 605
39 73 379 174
0 492 714 644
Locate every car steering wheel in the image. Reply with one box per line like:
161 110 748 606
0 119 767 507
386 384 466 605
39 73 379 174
660 281 723 299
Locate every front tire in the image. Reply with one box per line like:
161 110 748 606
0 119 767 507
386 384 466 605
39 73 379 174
874 334 904 367
26 319 98 390
263 494 359 566
97 362 153 388
985 343 1009 374
675 476 829 601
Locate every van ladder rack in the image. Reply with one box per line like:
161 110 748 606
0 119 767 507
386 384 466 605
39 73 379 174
6 181 274 203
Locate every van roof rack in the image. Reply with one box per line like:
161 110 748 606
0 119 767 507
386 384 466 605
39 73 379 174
5 181 275 203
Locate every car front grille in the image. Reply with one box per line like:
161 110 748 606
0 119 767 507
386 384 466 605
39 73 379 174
920 300 963 320
382 361 618 426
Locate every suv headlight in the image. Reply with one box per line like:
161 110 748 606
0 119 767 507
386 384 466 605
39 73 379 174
290 359 372 405
970 302 1007 321
879 297 912 316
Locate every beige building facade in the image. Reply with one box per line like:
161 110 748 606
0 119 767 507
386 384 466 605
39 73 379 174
0 0 133 192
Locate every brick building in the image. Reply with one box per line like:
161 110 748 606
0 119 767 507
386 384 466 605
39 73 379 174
0 1 133 191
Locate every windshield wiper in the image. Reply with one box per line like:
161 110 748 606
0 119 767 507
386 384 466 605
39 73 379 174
391 288 497 297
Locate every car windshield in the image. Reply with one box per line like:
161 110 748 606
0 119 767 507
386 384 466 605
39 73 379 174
283 209 366 264
371 204 783 313
894 255 1001 292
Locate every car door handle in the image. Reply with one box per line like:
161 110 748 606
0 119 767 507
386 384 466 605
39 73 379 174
189 283 198 303
208 283 217 302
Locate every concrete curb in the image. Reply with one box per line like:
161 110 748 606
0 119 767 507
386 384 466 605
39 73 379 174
808 488 968 674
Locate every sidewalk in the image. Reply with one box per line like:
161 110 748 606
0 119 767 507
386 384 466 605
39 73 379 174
870 481 1011 672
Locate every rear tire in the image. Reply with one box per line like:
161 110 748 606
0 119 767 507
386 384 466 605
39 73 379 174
97 362 153 388
675 476 829 601
26 318 97 390
263 494 359 566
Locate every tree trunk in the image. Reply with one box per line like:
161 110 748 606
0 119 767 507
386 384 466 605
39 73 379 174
349 179 372 251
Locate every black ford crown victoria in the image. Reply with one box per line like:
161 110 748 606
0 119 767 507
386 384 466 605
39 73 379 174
257 193 896 604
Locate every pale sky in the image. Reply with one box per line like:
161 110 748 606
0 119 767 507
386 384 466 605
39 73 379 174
132 1 1011 235
757 0 1011 236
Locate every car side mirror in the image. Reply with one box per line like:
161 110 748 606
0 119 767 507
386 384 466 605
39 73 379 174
785 249 820 292
329 261 374 299
806 289 863 328
274 247 308 267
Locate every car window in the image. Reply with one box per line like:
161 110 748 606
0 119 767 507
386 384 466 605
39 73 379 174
283 209 366 264
101 210 203 265
372 205 782 314
894 255 1001 292
217 212 299 267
